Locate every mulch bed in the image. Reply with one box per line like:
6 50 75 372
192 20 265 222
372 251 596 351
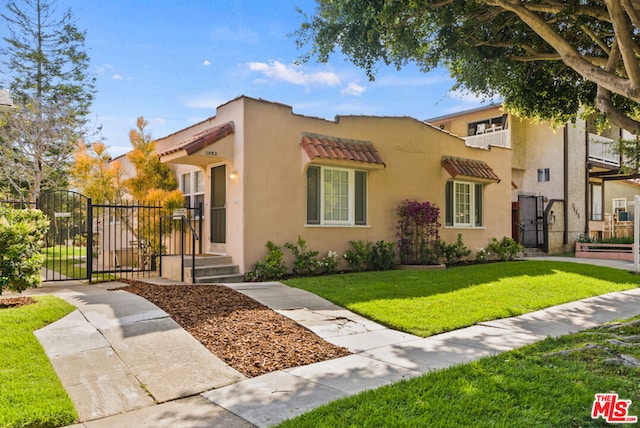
0 296 36 309
118 280 350 377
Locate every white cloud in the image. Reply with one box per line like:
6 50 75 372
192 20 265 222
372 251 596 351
112 74 124 80
153 117 166 125
247 61 340 87
96 64 114 75
341 82 366 96
203 60 211 66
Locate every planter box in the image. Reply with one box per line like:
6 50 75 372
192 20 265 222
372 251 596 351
575 242 635 261
398 264 446 271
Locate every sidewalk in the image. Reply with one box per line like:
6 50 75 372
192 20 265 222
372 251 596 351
21 257 640 427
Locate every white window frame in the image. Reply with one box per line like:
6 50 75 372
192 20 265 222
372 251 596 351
446 180 483 228
306 165 367 226
180 170 205 217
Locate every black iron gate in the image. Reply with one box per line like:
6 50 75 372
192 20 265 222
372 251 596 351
38 191 92 281
518 194 545 248
31 191 201 282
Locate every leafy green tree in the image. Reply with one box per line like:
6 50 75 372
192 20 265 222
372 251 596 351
296 1 640 134
0 0 95 201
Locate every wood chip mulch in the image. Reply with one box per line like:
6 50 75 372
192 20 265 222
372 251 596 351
0 296 36 309
117 280 350 377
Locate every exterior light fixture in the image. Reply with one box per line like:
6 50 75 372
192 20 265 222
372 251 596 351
229 170 238 180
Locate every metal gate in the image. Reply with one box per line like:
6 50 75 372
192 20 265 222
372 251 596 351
518 194 545 248
4 190 201 283
38 191 92 281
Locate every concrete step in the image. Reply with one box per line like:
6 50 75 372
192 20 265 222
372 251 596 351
164 255 233 267
522 248 546 257
186 264 240 279
193 273 246 284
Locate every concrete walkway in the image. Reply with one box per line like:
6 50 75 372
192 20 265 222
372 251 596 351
16 257 640 427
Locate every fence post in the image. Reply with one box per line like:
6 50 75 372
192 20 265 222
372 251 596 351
86 198 93 282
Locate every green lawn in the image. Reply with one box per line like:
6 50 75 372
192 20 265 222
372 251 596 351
278 314 640 427
284 261 640 337
0 296 77 428
43 245 87 278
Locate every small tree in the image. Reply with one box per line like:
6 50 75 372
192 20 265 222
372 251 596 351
397 199 441 265
70 141 125 204
0 207 48 294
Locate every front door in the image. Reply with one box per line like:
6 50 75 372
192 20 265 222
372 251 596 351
519 194 544 248
210 165 226 244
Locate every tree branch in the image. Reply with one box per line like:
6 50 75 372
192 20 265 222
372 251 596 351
606 0 640 87
486 0 640 102
620 0 640 29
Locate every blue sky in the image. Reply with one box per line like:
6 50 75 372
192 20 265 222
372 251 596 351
3 0 492 156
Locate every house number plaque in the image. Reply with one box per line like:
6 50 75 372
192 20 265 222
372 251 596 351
205 151 218 156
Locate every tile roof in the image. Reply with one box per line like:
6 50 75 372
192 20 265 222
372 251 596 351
441 156 500 182
301 133 385 166
158 122 234 157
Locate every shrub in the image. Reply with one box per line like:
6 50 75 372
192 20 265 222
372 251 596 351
344 240 373 272
370 240 396 271
318 250 339 275
0 208 49 294
438 234 471 266
397 199 441 265
246 241 288 281
284 236 320 276
485 237 524 261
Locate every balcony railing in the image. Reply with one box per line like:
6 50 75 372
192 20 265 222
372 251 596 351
464 128 511 149
589 133 619 166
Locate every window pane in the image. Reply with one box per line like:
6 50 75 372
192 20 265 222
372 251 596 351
455 182 471 225
181 173 191 194
323 167 350 222
195 170 205 193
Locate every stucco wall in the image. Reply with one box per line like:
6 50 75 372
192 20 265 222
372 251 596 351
238 98 512 273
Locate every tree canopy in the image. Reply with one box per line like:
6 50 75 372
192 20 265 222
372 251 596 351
0 0 95 201
125 117 183 209
70 140 125 204
296 0 640 133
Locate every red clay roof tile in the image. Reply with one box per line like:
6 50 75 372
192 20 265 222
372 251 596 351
158 122 234 158
301 133 385 167
441 156 500 182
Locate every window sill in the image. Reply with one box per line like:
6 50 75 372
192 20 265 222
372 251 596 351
305 224 371 228
444 225 486 230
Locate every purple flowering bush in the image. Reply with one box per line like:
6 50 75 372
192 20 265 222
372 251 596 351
396 199 441 265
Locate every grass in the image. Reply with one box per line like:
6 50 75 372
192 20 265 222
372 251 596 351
43 245 87 278
0 296 77 428
284 261 640 337
277 314 640 427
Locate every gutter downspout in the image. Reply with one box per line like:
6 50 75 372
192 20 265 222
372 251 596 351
563 125 569 245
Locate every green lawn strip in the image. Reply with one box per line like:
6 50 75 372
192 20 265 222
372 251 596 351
284 261 640 337
278 316 640 427
43 245 88 278
0 296 78 428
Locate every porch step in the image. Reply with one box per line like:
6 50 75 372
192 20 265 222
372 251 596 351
161 255 245 283
522 248 546 257
192 273 247 284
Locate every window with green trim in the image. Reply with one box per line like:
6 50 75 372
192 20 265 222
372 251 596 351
306 166 367 225
445 180 483 227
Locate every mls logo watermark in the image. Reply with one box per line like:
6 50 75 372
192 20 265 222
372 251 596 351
592 393 638 423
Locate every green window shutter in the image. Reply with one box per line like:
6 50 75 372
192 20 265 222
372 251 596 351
475 183 483 226
306 166 320 224
355 170 367 225
445 181 453 226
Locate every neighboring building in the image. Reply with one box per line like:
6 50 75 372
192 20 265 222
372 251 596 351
428 105 636 253
0 89 14 112
143 96 512 275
